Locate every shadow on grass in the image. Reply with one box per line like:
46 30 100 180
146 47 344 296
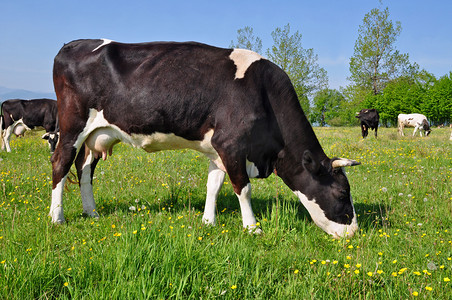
70 190 390 234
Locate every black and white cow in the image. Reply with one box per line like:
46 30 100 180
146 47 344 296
355 109 379 138
50 39 360 238
398 113 431 137
1 98 59 152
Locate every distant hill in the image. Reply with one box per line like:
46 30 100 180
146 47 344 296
0 86 55 103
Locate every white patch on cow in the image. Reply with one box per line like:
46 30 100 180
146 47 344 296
202 161 226 226
76 109 225 167
92 39 114 52
80 150 99 218
236 183 262 233
229 49 263 79
294 191 358 239
50 176 67 223
246 160 259 178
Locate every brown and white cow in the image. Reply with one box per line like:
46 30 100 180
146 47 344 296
398 113 431 137
50 39 360 238
1 98 59 152
355 109 379 138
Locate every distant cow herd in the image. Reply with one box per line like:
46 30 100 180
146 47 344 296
1 39 450 240
355 109 434 138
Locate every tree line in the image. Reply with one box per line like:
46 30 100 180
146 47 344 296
230 6 451 127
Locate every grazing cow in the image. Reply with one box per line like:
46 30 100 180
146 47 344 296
355 109 379 138
398 113 431 137
50 39 361 238
1 98 59 152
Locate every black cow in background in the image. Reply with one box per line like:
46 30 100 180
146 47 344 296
355 109 379 138
1 98 59 152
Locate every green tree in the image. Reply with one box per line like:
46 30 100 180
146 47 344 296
424 72 452 125
266 23 328 114
349 6 415 96
311 89 344 126
229 26 263 54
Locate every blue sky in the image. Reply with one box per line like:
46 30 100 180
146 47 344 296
1 0 451 93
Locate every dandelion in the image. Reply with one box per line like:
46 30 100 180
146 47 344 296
377 270 383 275
444 277 450 282
367 272 373 277
64 282 69 287
133 230 137 234
230 285 237 290
425 286 432 291
1 260 5 264
354 270 359 274
198 236 203 241
356 264 362 268
294 269 299 274
412 291 418 296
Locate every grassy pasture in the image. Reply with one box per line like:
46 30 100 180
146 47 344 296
0 127 451 299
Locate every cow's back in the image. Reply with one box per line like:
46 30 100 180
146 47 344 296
53 40 301 177
54 40 249 138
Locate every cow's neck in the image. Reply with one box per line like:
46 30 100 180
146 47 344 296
272 96 328 189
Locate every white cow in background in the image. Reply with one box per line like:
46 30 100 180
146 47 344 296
398 113 432 137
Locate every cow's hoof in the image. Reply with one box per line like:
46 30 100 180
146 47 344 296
246 226 262 234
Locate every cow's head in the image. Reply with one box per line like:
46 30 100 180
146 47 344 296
42 132 59 153
422 120 432 136
293 150 360 239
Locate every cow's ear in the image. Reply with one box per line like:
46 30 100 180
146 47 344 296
302 150 320 174
42 133 50 140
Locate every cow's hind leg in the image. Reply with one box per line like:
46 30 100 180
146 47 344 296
50 141 78 223
3 125 13 152
75 144 100 218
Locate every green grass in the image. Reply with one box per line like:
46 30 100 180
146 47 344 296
0 127 451 299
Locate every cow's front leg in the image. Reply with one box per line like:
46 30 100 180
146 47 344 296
235 182 261 233
224 157 261 233
75 144 100 218
202 161 225 226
